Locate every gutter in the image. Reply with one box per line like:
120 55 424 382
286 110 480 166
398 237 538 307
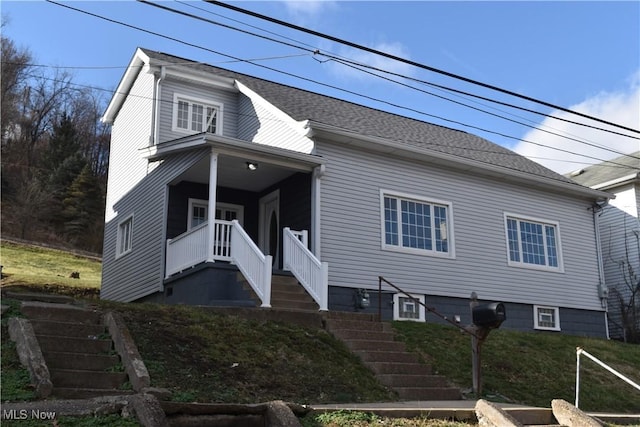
307 121 613 201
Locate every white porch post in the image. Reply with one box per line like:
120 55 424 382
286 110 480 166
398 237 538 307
207 150 218 263
311 164 325 258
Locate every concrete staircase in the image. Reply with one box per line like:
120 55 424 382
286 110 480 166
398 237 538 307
20 300 132 399
240 273 319 311
324 312 462 401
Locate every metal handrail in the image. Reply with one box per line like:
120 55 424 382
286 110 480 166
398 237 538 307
575 347 640 408
378 276 476 338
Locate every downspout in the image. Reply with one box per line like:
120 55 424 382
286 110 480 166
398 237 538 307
152 66 166 146
311 164 325 258
592 199 610 339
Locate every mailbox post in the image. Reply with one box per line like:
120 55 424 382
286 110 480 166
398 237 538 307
466 292 506 396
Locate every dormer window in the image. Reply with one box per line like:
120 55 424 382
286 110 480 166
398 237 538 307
173 94 221 135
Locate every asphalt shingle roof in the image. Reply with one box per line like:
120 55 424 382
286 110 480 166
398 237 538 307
568 151 640 188
141 49 581 185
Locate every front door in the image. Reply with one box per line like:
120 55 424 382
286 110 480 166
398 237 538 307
259 190 280 267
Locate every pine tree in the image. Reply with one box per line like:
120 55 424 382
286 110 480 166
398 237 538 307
62 164 104 251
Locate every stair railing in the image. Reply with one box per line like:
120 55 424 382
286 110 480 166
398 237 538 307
230 220 272 308
283 227 328 311
378 276 476 337
575 347 640 408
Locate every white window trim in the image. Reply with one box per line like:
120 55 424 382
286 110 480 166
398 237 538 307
393 293 426 322
172 93 223 135
533 305 561 331
503 212 564 273
187 198 244 229
380 189 455 259
116 214 134 259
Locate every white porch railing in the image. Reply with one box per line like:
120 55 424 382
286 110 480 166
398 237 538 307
165 223 208 277
230 220 272 308
283 227 328 311
575 347 640 408
165 220 272 308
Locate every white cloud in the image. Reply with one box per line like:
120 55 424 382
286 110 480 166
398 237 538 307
324 41 415 83
281 0 336 24
513 71 640 174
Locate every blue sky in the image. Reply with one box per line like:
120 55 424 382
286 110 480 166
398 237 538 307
3 1 639 173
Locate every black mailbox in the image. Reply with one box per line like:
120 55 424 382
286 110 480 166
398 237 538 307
472 302 506 328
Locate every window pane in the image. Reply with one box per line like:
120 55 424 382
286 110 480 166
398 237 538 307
177 101 189 129
399 297 419 319
192 205 207 227
401 200 431 250
545 225 558 267
191 104 204 132
384 197 398 246
206 107 217 133
538 307 556 328
434 205 448 253
520 221 545 265
507 218 520 262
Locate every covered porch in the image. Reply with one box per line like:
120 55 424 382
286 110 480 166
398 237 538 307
158 137 327 310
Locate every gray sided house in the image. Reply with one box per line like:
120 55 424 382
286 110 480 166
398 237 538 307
101 48 612 337
569 152 640 341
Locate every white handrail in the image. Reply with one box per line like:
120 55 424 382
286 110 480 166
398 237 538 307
283 227 328 311
575 346 640 408
165 223 208 277
230 219 272 308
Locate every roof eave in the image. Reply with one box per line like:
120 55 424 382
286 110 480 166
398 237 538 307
308 121 612 201
102 48 150 124
590 172 640 191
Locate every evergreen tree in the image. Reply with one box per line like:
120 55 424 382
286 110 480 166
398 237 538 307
62 164 104 251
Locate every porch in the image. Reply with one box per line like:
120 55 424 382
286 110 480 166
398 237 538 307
165 221 328 310
160 142 328 311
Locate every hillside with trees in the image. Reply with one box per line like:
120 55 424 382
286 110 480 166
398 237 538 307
1 22 110 253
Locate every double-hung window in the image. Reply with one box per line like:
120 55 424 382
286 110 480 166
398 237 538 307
173 94 221 135
504 214 563 271
116 214 133 258
381 191 453 257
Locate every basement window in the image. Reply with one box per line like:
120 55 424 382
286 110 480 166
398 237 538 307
393 293 426 322
534 305 560 331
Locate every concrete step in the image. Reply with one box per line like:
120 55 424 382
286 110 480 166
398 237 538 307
270 275 300 287
504 408 556 426
30 319 106 338
325 319 391 333
49 369 127 389
271 289 315 302
331 329 396 342
270 299 319 311
44 351 121 371
356 350 419 364
345 339 406 352
36 335 113 354
4 291 75 304
395 386 461 400
21 301 102 324
368 362 432 375
52 387 134 399
167 414 264 427
323 311 379 322
378 374 449 388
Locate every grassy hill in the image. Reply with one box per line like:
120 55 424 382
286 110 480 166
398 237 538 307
2 240 639 416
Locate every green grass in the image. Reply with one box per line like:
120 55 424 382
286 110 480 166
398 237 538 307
1 241 639 418
393 321 640 413
0 240 102 289
0 414 140 426
300 411 473 427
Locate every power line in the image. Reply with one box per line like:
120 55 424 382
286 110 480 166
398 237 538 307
206 0 640 136
134 0 639 162
42 0 638 174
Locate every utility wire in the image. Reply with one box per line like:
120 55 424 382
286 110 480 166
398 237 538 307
206 0 640 135
136 0 639 161
43 0 637 173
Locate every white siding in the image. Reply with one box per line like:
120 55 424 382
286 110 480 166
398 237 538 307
101 149 210 302
316 140 604 311
237 93 313 153
104 70 154 222
601 183 640 337
157 78 238 142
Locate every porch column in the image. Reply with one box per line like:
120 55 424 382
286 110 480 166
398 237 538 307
207 150 218 263
311 164 325 258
